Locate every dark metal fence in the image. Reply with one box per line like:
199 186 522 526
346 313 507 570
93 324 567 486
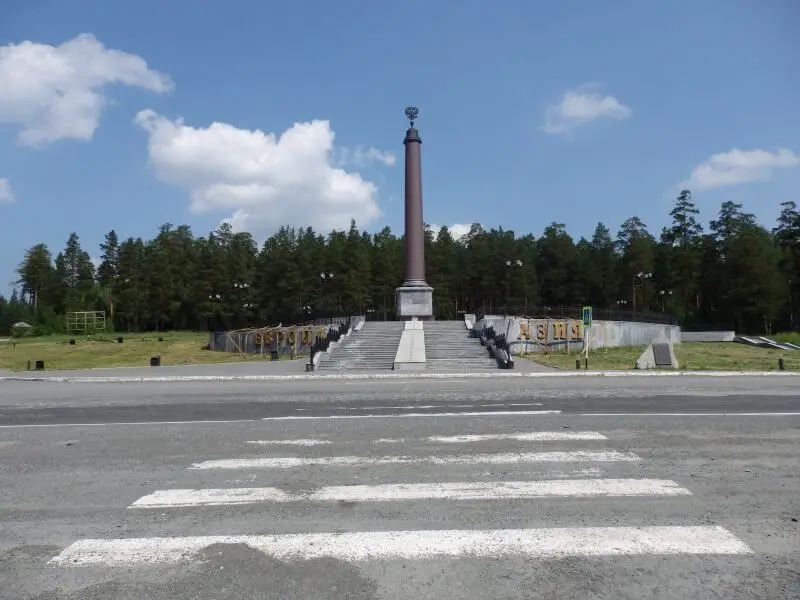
208 317 354 358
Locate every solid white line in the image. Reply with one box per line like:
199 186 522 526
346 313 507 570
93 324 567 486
0 419 256 429
508 403 544 407
247 439 332 446
6 370 800 383
262 410 562 421
189 450 639 470
49 526 752 565
129 479 690 508
425 432 607 443
580 412 800 417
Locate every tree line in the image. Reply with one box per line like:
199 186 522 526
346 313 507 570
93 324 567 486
3 190 798 335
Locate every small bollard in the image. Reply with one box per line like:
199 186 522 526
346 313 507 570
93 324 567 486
35 360 45 371
150 356 161 367
576 359 581 370
585 358 589 370
26 359 31 371
778 358 785 371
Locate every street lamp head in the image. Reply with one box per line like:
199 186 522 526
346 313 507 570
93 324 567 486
515 259 523 267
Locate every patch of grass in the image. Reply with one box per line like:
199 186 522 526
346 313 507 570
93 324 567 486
773 332 800 346
674 342 798 371
525 346 647 371
524 342 800 371
0 331 298 371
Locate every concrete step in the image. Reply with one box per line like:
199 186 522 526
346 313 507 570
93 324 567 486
424 321 498 371
319 325 403 372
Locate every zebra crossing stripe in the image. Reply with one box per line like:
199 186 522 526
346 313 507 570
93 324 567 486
246 432 608 446
189 450 640 470
129 479 691 508
49 526 752 566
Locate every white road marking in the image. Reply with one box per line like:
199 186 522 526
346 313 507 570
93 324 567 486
359 405 452 410
49 526 752 566
250 431 607 446
425 432 607 443
0 419 257 429
247 439 331 446
262 410 562 421
580 412 800 417
297 404 479 412
129 479 690 508
189 450 639 470
131 488 293 507
508 403 544 406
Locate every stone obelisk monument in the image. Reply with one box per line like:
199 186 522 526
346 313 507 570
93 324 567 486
396 106 434 319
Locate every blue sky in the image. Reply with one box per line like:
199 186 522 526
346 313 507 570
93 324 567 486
1 0 799 293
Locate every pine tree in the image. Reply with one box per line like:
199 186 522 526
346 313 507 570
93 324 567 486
15 243 56 311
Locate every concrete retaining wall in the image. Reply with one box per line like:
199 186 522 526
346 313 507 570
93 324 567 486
474 316 682 356
681 331 736 342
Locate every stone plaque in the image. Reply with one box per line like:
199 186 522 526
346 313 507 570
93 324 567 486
652 343 673 366
396 285 433 318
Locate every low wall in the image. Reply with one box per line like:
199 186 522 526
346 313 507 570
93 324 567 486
681 331 735 342
474 316 681 356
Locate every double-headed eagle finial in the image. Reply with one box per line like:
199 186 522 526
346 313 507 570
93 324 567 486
404 106 418 127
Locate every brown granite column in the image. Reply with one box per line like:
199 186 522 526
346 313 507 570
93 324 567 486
403 117 426 285
396 106 433 319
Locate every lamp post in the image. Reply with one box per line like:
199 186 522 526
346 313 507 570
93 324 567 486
633 271 652 312
320 272 335 318
505 259 523 314
658 289 673 313
208 292 223 330
233 281 251 327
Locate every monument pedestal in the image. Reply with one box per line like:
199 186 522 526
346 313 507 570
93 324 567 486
396 284 434 320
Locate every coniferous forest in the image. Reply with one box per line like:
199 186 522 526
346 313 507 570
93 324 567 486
3 191 799 335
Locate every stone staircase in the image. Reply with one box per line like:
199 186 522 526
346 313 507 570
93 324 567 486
317 321 405 372
424 320 499 372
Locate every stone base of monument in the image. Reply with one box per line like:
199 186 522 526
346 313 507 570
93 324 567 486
636 341 679 370
395 285 434 320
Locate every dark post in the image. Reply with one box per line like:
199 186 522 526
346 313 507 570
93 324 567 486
396 106 433 319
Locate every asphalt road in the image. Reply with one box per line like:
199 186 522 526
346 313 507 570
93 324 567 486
1 377 799 599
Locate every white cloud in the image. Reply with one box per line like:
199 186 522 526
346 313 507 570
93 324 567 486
429 223 472 241
0 33 172 147
339 145 396 167
543 88 632 134
135 110 387 236
682 148 800 190
0 178 13 202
